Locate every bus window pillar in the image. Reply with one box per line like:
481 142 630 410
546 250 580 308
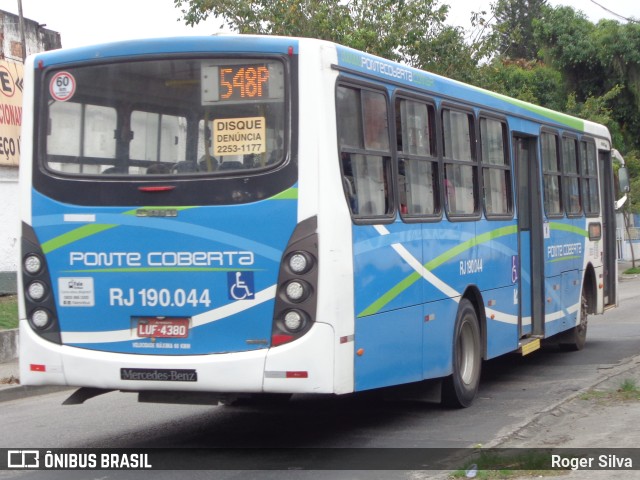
114 107 133 171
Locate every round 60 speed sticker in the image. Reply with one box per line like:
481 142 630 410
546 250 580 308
49 71 76 102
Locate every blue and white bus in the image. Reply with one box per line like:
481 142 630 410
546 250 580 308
19 35 627 407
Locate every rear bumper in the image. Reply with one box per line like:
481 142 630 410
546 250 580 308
19 321 336 394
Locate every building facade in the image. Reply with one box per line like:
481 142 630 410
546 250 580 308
0 9 61 293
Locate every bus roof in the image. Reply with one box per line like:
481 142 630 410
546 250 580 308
32 34 611 144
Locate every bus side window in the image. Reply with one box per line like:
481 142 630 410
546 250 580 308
479 117 512 217
337 85 393 219
562 136 582 216
442 108 478 216
396 97 439 218
362 91 390 151
341 152 389 216
580 139 600 215
541 131 563 217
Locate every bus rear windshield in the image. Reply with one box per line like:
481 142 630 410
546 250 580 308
43 58 286 177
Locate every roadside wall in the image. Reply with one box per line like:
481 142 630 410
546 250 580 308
620 240 640 264
0 328 18 362
0 166 18 293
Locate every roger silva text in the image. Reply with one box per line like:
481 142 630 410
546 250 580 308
551 454 633 470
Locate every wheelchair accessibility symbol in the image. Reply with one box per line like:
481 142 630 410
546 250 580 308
228 271 255 300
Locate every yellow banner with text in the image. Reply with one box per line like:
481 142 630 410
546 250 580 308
0 60 23 167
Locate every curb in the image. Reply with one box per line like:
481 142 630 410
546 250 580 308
620 274 639 282
485 353 640 448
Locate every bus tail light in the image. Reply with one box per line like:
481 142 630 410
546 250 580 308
283 310 305 331
288 251 313 274
31 308 52 329
284 280 311 303
24 254 43 274
27 281 47 301
21 223 62 344
271 216 318 347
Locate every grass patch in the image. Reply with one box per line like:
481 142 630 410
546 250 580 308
0 295 18 330
618 379 640 400
579 378 640 404
578 390 609 401
624 267 640 274
450 450 566 479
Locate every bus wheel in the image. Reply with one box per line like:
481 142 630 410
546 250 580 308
559 290 588 351
442 299 482 408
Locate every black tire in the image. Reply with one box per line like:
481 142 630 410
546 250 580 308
442 299 482 408
559 288 588 351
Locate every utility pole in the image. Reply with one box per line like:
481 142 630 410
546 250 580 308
17 0 26 61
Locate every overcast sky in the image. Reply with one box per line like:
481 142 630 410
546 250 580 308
0 0 637 49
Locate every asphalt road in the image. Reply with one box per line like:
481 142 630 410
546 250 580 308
1 275 639 479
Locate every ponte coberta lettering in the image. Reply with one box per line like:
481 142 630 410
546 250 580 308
69 251 254 268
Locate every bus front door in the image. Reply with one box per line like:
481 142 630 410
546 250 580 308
514 135 545 337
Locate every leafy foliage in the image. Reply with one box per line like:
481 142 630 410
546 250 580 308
174 0 452 67
476 58 566 110
564 85 624 148
493 0 548 60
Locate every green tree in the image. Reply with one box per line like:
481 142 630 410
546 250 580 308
533 7 640 153
173 0 455 68
533 6 598 73
413 25 480 82
564 85 625 149
476 58 566 110
493 0 548 60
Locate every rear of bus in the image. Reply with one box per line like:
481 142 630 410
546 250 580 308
18 36 331 400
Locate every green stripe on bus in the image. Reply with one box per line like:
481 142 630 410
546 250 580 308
548 255 582 263
485 91 585 131
41 224 117 254
358 225 518 317
549 222 588 237
358 272 422 317
270 187 298 200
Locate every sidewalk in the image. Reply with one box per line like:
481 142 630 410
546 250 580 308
475 262 640 479
619 259 638 279
485 353 640 479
